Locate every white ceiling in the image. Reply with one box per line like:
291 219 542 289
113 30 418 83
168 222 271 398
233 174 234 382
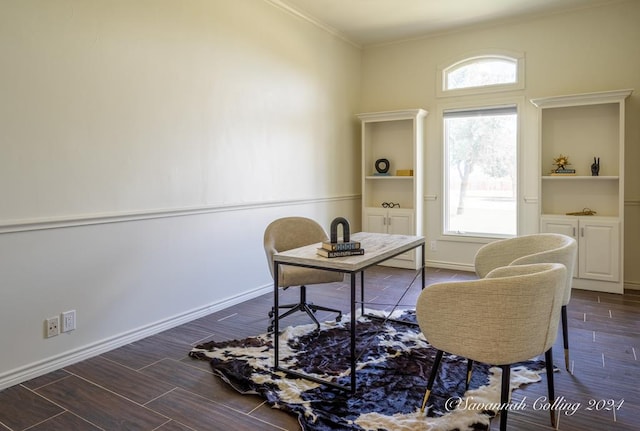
276 0 616 45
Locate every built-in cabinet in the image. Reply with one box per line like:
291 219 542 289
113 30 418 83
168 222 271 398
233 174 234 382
357 109 427 269
531 89 632 294
540 216 620 283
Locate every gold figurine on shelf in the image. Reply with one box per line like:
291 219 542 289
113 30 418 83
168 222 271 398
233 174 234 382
551 154 576 175
553 154 570 170
566 208 596 216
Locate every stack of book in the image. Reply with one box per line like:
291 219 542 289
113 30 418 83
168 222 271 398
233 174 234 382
316 240 365 258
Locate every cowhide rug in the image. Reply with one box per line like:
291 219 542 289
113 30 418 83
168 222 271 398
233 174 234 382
189 310 548 431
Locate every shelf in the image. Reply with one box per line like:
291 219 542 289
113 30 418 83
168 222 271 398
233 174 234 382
541 175 619 180
364 205 414 211
541 213 619 221
365 175 414 180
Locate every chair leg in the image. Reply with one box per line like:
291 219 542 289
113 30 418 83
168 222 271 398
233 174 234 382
267 303 304 332
545 348 557 428
277 303 305 320
465 359 474 391
269 285 342 331
301 303 321 328
499 365 510 431
420 350 444 413
561 305 570 372
308 304 343 321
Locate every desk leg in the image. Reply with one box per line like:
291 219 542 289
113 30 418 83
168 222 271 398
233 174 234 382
350 272 357 393
421 243 426 289
360 270 365 316
273 262 280 369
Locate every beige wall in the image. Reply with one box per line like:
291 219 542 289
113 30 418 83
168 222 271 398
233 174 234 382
360 0 640 286
0 0 362 388
0 0 361 220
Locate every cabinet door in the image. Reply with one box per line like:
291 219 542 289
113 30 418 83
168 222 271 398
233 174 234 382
540 217 578 277
579 220 620 282
387 210 413 235
540 217 578 239
363 208 387 234
387 210 414 262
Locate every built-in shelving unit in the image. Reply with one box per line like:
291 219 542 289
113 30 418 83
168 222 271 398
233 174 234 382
357 109 427 269
531 89 632 293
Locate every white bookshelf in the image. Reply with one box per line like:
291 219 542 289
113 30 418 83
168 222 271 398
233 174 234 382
531 89 632 293
357 109 427 269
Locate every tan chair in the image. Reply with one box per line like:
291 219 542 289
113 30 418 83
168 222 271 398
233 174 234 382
416 263 567 431
474 233 577 371
264 217 344 332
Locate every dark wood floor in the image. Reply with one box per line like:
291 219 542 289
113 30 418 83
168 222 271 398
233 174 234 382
1 266 638 431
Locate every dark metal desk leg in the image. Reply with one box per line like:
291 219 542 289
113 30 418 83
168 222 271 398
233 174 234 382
360 270 365 316
273 262 280 369
350 272 357 393
421 243 426 289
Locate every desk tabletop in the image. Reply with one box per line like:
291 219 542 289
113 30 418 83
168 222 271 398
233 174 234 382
273 232 425 272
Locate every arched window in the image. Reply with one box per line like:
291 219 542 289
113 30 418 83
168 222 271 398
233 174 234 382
436 51 525 238
438 51 524 97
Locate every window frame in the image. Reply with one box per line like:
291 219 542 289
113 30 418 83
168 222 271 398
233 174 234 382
437 95 525 241
436 50 525 98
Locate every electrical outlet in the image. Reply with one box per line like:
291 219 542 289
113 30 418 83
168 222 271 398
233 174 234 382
430 240 437 251
46 316 59 338
62 310 76 332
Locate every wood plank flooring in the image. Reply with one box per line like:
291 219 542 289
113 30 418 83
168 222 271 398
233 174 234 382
0 266 638 430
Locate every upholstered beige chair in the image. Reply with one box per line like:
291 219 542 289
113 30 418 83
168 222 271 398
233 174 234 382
264 217 344 332
416 263 567 431
474 233 577 371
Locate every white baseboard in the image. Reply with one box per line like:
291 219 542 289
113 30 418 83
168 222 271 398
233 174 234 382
625 281 640 291
0 284 272 391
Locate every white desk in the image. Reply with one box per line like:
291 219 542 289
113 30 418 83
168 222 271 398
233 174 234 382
272 231 425 392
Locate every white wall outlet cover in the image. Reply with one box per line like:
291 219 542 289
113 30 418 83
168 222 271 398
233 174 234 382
46 316 60 338
62 310 76 332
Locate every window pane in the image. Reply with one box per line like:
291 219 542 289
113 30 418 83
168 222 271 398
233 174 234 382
444 107 517 237
446 57 516 90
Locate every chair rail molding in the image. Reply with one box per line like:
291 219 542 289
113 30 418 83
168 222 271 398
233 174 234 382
0 194 361 234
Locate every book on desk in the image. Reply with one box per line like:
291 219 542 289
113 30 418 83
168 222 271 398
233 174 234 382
316 247 365 258
320 240 361 251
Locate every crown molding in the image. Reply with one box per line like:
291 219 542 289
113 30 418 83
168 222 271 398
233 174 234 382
263 0 361 48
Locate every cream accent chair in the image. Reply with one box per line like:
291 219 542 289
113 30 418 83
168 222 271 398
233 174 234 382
474 233 577 371
264 217 344 332
416 263 567 431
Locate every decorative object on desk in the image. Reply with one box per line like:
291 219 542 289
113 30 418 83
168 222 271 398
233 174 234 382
591 157 600 176
396 169 413 176
551 154 575 174
566 208 597 216
382 202 400 208
318 217 364 257
190 311 551 431
375 158 390 174
330 217 351 243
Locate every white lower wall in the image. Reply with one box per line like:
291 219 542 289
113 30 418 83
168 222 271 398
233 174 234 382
0 197 360 390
